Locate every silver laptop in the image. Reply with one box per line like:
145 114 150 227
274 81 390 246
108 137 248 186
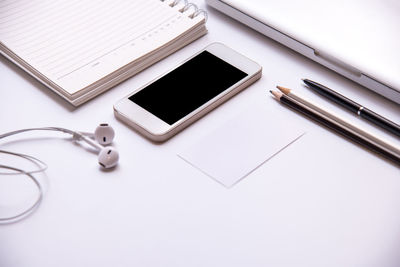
206 0 400 104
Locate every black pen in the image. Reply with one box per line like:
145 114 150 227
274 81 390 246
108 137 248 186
303 79 400 138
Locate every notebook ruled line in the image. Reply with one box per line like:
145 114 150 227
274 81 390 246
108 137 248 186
56 14 179 80
43 8 174 76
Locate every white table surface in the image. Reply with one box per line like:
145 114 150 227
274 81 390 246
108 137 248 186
1 1 400 266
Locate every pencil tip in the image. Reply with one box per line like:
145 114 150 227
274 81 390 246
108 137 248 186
276 85 291 95
270 90 282 99
301 78 305 81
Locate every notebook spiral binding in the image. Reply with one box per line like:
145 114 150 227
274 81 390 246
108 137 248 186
161 0 208 21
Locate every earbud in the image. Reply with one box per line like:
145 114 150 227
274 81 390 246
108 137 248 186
75 124 118 169
78 134 119 169
98 146 119 169
94 123 115 145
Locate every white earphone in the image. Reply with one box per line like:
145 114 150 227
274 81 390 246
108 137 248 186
74 124 119 168
0 123 119 169
0 123 119 223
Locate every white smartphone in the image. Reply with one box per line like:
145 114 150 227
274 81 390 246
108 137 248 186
113 43 262 142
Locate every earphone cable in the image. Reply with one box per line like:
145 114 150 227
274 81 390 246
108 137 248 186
0 164 43 224
0 149 48 175
0 127 77 140
0 127 76 224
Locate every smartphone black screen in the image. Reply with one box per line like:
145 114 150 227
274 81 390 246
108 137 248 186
128 51 248 125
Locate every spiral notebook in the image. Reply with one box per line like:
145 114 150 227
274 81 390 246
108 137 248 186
0 0 207 106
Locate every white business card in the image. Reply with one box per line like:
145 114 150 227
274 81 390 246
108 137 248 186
178 105 305 187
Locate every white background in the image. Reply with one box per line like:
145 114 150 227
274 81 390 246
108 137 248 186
1 1 400 266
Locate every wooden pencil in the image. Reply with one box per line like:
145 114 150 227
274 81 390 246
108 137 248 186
270 90 400 165
276 85 400 157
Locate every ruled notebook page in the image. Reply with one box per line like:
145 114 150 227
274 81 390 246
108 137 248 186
0 0 204 95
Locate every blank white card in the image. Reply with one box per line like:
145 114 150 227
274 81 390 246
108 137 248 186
178 105 305 187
